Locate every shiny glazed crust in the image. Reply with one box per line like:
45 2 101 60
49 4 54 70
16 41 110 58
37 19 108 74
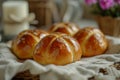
33 33 82 65
12 29 48 59
49 22 80 36
74 27 108 57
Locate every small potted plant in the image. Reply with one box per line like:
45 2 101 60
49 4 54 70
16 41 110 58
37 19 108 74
85 0 120 37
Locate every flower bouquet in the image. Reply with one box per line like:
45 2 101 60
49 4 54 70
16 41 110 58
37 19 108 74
85 0 120 37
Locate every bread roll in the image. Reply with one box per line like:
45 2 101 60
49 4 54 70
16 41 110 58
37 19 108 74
12 29 48 59
49 22 80 36
74 27 108 57
33 32 82 65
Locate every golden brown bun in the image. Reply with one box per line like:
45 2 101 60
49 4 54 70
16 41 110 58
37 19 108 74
12 29 48 59
33 32 82 65
49 22 80 36
74 27 108 57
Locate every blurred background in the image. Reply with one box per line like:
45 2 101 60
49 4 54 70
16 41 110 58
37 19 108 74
0 0 98 41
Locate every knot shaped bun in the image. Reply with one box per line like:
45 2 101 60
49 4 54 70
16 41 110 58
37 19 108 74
49 22 80 36
12 29 48 59
33 33 82 65
74 27 108 57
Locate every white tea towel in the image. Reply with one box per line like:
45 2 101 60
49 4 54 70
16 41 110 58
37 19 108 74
0 36 120 80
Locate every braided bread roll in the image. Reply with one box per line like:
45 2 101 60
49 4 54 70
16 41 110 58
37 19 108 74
74 27 108 57
12 29 48 59
49 22 80 36
33 33 82 65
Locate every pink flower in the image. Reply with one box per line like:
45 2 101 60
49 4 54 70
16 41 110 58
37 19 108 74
99 0 115 10
85 0 97 5
115 0 120 4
